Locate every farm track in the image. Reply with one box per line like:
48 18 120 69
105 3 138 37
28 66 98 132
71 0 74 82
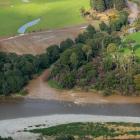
0 24 87 55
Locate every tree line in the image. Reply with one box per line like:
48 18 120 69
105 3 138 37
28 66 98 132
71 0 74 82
0 40 73 95
0 12 139 96
90 0 126 12
49 24 140 95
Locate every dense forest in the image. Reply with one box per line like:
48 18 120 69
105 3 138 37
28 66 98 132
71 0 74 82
48 24 140 95
0 0 140 96
90 0 126 12
0 43 64 95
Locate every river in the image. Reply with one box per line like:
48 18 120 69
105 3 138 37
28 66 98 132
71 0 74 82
0 99 140 120
0 1 140 122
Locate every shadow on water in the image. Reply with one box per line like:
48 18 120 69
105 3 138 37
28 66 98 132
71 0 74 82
0 98 140 120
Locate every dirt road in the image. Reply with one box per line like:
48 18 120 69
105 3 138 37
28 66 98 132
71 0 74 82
0 24 87 55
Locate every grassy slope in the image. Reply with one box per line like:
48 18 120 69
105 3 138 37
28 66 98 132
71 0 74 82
126 32 140 57
120 32 140 59
127 32 140 44
0 0 89 36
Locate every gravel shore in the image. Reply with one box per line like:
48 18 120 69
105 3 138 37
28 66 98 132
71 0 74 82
1 114 140 140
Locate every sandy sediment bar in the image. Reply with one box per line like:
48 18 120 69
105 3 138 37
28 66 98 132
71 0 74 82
1 114 140 140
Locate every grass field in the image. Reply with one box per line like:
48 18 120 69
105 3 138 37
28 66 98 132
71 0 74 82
127 32 140 44
0 0 89 36
120 32 140 59
125 32 140 58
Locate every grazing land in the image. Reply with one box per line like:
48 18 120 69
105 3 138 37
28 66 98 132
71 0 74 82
126 32 140 58
127 32 140 44
0 0 89 36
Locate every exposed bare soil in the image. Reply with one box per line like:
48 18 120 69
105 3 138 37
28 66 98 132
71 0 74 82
0 24 87 55
26 69 140 104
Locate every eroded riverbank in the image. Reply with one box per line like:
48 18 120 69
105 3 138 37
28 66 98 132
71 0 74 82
25 69 140 104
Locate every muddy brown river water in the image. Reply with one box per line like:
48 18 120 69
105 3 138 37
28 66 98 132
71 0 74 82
0 69 140 120
0 99 140 120
0 1 140 123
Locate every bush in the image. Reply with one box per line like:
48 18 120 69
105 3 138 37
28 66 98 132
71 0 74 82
0 137 13 140
55 135 75 140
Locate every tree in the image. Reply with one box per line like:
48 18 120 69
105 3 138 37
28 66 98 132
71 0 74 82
134 74 140 90
39 54 50 69
86 24 96 38
46 45 60 63
5 71 24 93
103 35 121 48
113 0 126 10
99 22 110 33
60 72 76 89
70 52 79 69
91 0 126 11
78 62 97 81
92 0 106 12
75 32 89 44
82 45 92 61
60 38 74 52
103 56 114 72
60 49 72 65
103 72 117 89
109 11 128 32
107 43 118 53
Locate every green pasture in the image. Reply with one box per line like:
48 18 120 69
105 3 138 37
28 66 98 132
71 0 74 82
0 0 89 36
127 32 140 44
122 32 140 58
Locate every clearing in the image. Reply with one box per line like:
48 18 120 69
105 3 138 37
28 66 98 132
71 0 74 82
0 0 89 36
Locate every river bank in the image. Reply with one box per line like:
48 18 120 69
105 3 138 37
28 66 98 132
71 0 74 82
0 68 140 105
1 114 140 140
24 69 140 104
